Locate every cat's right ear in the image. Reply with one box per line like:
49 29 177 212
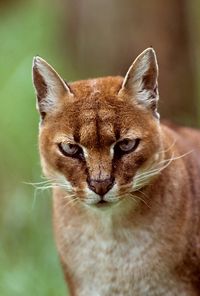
32 57 74 119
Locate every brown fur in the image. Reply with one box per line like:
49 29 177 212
32 50 200 295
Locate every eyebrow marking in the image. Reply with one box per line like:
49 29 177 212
73 127 80 143
113 114 121 140
73 112 81 142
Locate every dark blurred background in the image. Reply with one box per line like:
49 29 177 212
0 0 200 295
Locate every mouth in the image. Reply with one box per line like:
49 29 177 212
95 200 110 208
94 198 121 209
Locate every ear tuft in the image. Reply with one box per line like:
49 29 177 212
120 48 159 119
32 56 73 119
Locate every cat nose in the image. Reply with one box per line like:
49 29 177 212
87 177 114 196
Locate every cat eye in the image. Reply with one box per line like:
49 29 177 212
114 138 140 156
58 142 83 158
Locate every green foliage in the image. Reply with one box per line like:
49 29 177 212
0 1 69 295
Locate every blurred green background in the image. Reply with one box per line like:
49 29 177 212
1 0 200 295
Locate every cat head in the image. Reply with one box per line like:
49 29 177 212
32 48 163 207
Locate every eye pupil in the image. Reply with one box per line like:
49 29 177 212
69 144 75 150
122 139 129 145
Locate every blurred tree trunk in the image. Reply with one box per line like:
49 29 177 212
59 0 198 126
0 0 21 9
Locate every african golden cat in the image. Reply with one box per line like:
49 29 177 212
32 48 200 295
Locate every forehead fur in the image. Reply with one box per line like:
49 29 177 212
69 76 123 99
66 77 122 147
43 76 156 150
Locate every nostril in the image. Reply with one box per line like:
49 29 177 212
87 177 114 196
89 184 96 192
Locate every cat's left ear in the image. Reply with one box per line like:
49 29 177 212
119 48 159 119
32 56 74 119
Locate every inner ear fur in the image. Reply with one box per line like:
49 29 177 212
119 48 159 118
32 56 74 118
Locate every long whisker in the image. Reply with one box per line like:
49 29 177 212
24 178 61 186
134 150 193 186
136 150 193 179
26 180 74 192
25 177 75 210
130 193 151 208
157 138 177 155
63 193 77 199
137 189 150 201
134 156 174 180
64 197 79 209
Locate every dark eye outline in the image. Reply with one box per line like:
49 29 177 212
58 142 84 160
114 138 140 158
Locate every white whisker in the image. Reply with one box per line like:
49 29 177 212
64 197 79 208
130 193 151 208
133 150 193 192
63 194 77 199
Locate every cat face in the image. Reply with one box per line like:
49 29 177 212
33 48 162 206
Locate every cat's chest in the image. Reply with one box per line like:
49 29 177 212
59 218 190 296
